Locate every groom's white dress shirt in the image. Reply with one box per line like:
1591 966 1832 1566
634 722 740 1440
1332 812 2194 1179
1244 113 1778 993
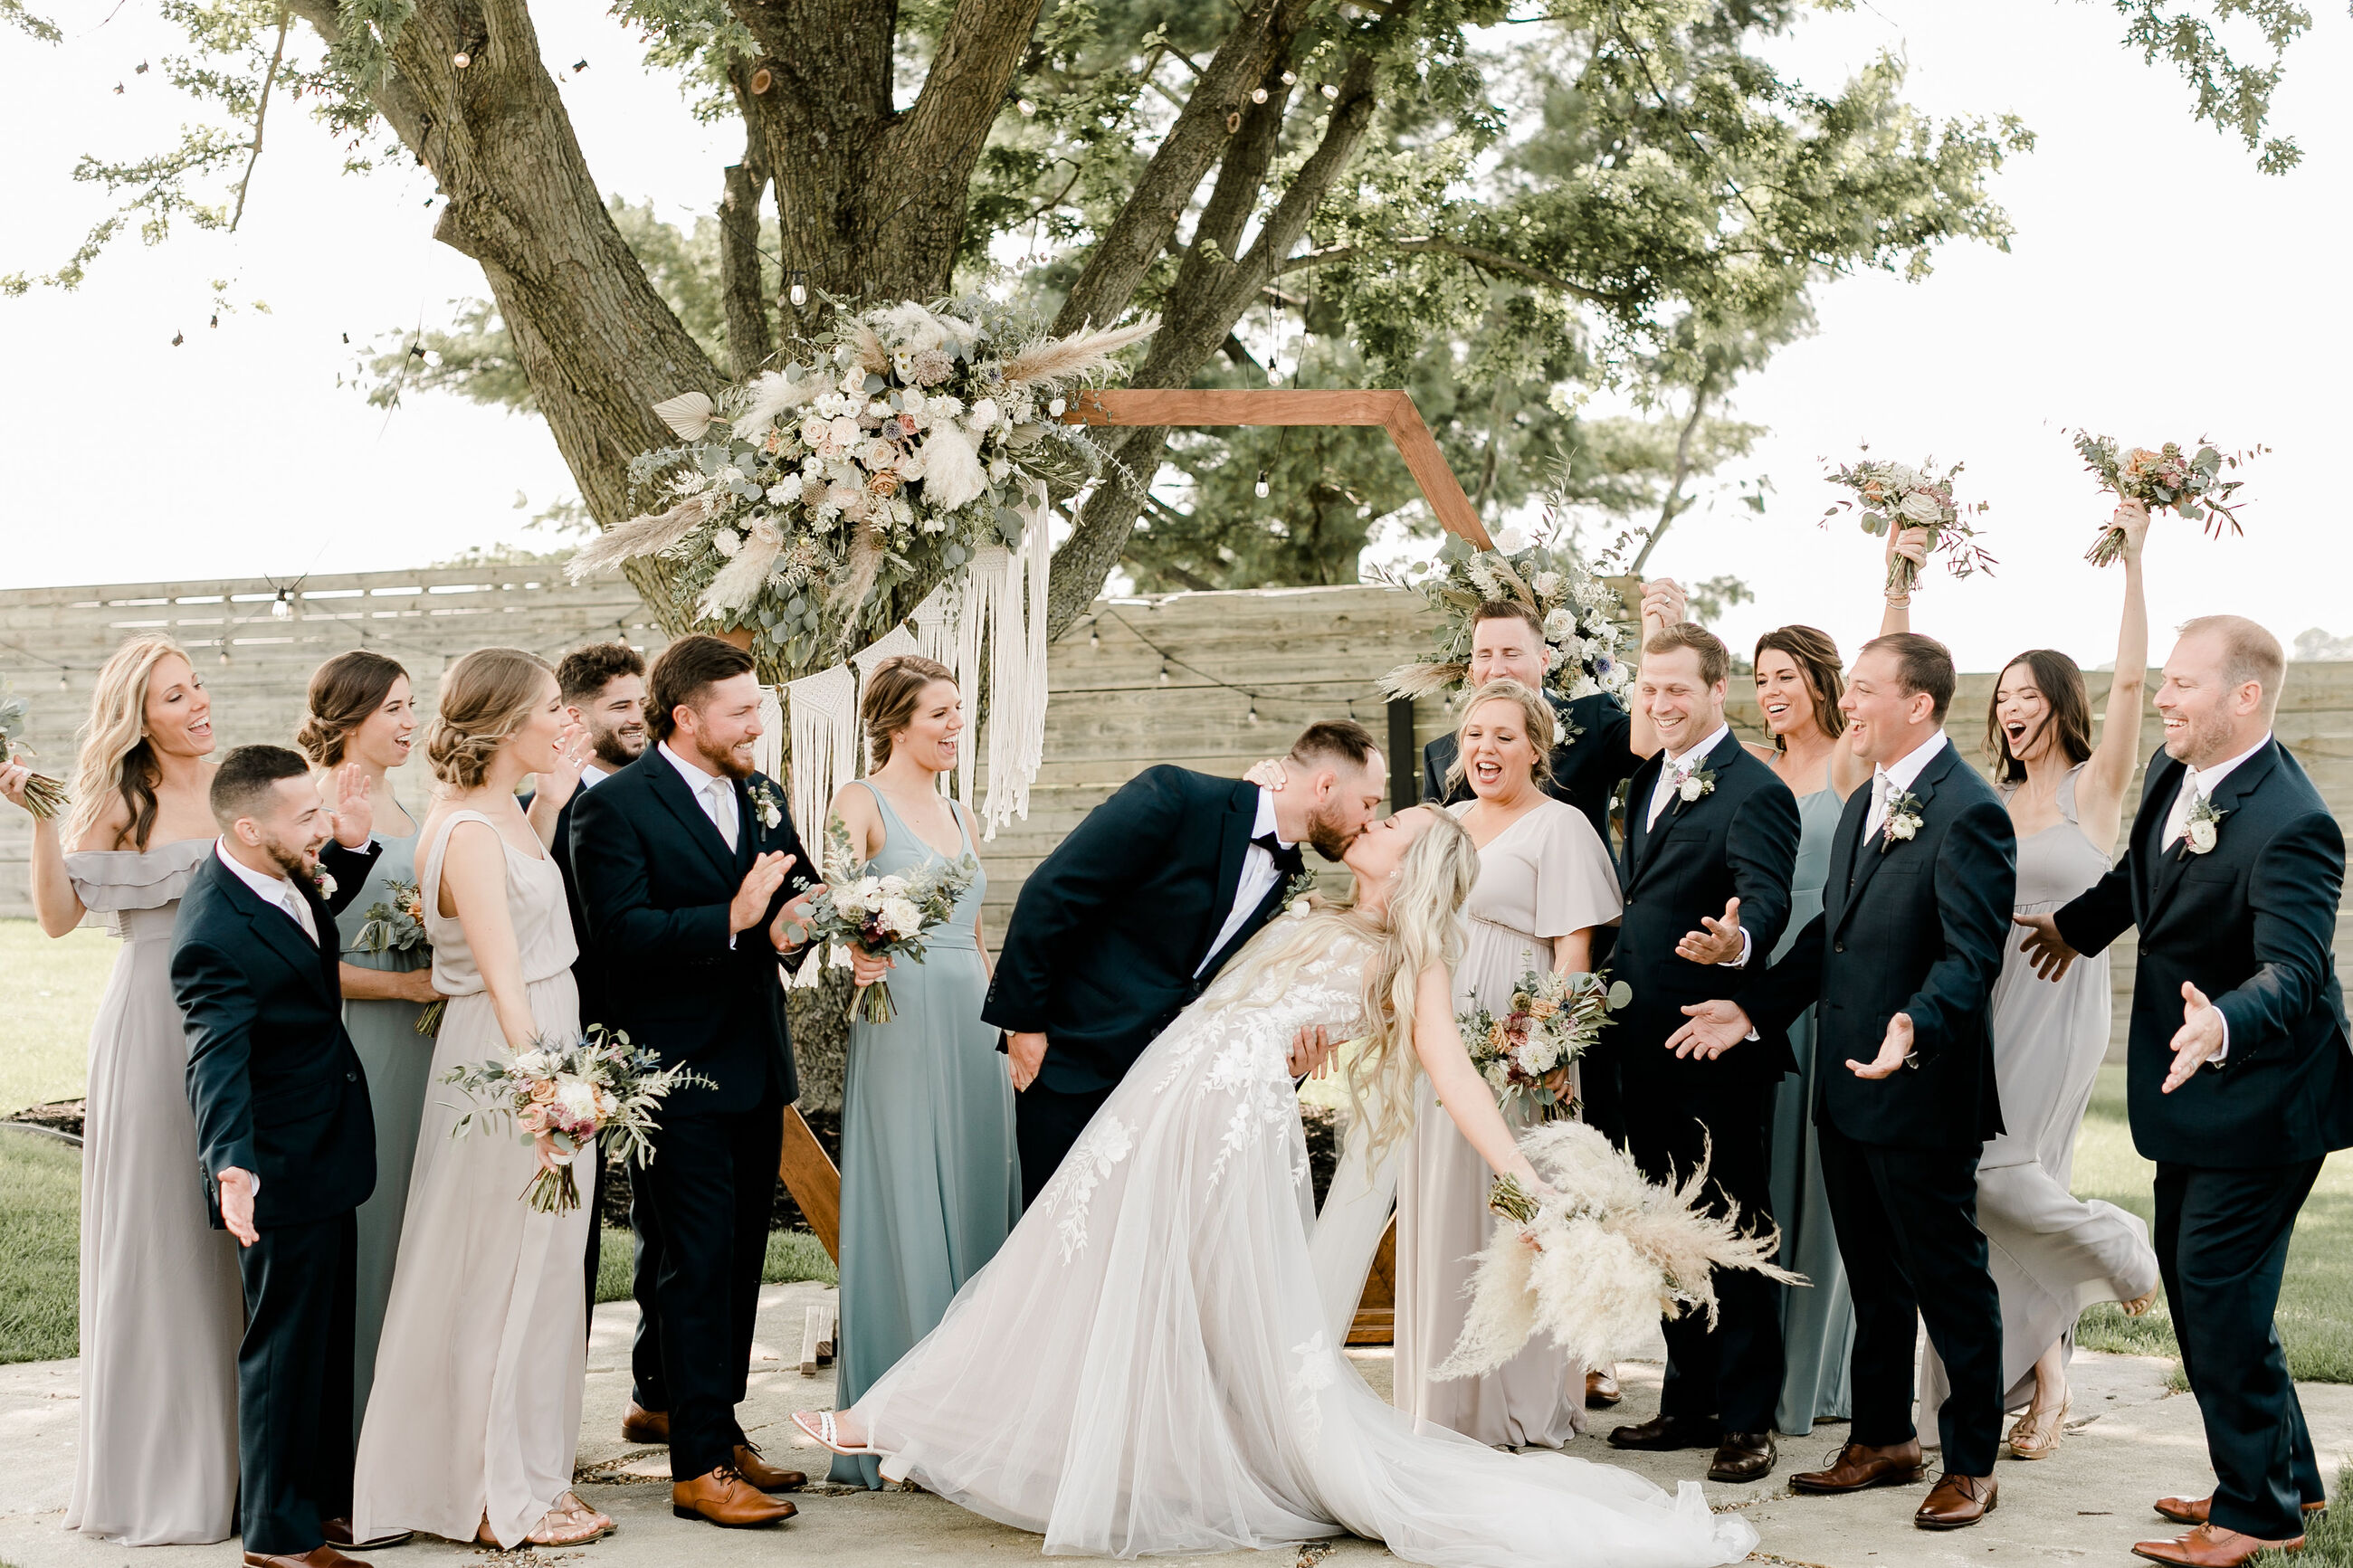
2157 731 2271 1065
1863 728 1948 840
216 838 319 946
1640 722 1750 968
1198 787 1292 977
661 740 740 851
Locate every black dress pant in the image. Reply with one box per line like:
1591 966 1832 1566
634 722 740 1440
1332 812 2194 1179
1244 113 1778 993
639 1090 782 1479
627 1154 672 1411
2157 1158 2326 1539
1622 1085 1784 1433
234 1211 357 1556
1816 1121 2002 1474
1015 1080 1115 1210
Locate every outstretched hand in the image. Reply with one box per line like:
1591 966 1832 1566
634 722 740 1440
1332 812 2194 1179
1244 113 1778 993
1674 898 1743 965
1847 1012 1914 1079
329 764 375 848
2013 912 2079 981
732 851 792 934
2162 981 2226 1093
1665 999 1750 1061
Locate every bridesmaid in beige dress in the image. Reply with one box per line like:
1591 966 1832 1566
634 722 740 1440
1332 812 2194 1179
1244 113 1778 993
1395 679 1621 1448
352 648 611 1548
5 636 243 1544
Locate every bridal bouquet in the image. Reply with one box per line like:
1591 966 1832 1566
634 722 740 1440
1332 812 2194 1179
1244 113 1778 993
807 813 979 1024
1375 520 1637 709
442 1027 713 1213
1821 455 1994 596
1458 968 1630 1121
355 878 443 1035
2071 432 2260 565
1436 1121 1801 1377
0 683 69 820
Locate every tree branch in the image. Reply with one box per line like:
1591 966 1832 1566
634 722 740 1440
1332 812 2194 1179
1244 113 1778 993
720 157 775 378
1629 375 1713 576
226 3 289 233
1277 236 1621 306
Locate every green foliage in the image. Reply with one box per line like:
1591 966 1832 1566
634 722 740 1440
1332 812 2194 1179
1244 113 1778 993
2108 0 2312 175
0 1135 80 1364
1 0 60 43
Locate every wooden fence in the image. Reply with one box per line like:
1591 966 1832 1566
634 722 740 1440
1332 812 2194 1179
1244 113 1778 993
6 574 2351 1064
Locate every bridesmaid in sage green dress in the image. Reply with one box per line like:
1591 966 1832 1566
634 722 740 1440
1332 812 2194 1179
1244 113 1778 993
298 651 443 1434
827 655 1017 1488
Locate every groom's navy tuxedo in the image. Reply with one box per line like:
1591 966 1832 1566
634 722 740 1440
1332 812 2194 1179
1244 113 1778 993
172 837 380 1557
1614 730 1799 1437
1746 735 2015 1476
985 765 1301 1204
2054 738 2352 1539
571 746 811 1482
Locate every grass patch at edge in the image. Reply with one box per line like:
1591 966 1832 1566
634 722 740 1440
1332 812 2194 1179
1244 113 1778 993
0 1133 80 1364
595 1225 837 1305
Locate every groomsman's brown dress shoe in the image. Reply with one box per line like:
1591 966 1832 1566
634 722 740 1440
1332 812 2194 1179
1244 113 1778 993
242 1548 371 1568
731 1442 808 1493
1913 1473 1996 1530
672 1465 798 1527
1706 1431 1775 1483
622 1400 671 1444
1788 1440 1926 1494
1585 1368 1624 1409
320 1518 412 1550
1606 1414 1721 1451
2131 1523 2304 1566
2156 1494 2327 1526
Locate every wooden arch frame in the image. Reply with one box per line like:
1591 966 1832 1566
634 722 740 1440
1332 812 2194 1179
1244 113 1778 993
1061 388 1496 549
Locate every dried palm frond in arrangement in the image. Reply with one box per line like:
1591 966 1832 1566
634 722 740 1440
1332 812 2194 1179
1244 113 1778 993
1436 1121 1802 1379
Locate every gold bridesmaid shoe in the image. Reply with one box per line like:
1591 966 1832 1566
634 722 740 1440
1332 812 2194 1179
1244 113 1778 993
2005 1394 2070 1460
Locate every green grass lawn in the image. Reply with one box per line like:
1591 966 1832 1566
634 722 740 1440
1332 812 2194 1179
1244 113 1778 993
594 1225 836 1305
0 1134 81 1364
1 918 114 1115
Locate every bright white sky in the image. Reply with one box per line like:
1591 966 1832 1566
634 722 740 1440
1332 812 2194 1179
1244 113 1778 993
1 1 2347 675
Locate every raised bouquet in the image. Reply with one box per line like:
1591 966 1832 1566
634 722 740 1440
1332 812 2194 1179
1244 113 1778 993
355 878 443 1035
441 1027 712 1213
0 681 69 820
807 813 979 1024
1821 454 1994 596
2071 432 2260 565
1436 1121 1802 1377
568 298 1156 668
1458 968 1630 1121
1376 515 1637 710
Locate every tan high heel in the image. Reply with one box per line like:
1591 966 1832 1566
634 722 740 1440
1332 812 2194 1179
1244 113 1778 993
2122 1286 2160 1316
527 1491 616 1546
2005 1393 2070 1460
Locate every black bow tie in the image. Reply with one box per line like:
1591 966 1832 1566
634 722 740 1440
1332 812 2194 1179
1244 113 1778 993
1253 832 1304 870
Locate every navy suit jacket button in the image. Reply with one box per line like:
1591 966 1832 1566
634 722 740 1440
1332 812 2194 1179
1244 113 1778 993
346 1070 358 1082
1833 939 1845 954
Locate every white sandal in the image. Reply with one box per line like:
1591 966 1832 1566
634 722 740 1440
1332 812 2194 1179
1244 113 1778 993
793 1410 874 1456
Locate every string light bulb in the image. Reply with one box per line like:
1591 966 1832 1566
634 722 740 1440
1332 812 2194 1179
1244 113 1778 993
1320 82 1338 100
1281 70 1297 85
271 588 293 621
1245 705 1262 725
1016 97 1036 117
1158 662 1170 684
1251 86 1268 104
452 50 471 67
217 648 231 667
57 670 69 691
786 271 808 309
1089 627 1100 649
1254 470 1270 499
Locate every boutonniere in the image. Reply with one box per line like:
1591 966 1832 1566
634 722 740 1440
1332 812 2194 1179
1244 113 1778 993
2182 793 2227 857
310 864 338 900
748 780 784 832
1673 764 1717 808
1880 788 1924 852
1281 868 1319 917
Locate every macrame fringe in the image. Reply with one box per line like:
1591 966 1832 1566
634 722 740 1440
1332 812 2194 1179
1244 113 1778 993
785 663 857 854
977 481 1053 841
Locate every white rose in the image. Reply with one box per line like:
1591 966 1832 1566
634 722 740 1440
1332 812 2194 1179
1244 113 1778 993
1883 463 1921 490
315 871 337 899
879 896 924 938
877 874 909 896
557 1079 600 1124
710 527 742 557
511 1050 553 1079
1542 607 1576 640
1898 490 1944 525
858 880 889 913
968 396 1001 432
2188 818 2217 853
1286 897 1311 918
830 887 868 917
1890 815 1918 841
1492 527 1529 555
1678 775 1703 802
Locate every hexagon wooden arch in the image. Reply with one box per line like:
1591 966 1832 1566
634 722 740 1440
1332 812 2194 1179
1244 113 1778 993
1061 388 1496 549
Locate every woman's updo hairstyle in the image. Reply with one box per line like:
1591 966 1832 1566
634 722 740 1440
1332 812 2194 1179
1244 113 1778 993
1443 677 1556 794
297 650 409 768
424 647 552 790
862 654 957 770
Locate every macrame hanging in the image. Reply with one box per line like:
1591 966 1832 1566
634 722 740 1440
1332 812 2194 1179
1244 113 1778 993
751 685 786 786
979 480 1054 840
783 662 856 855
907 580 970 802
953 547 1005 813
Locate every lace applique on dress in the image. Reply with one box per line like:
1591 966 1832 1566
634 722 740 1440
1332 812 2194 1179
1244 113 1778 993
1038 1115 1136 1263
1288 1330 1342 1445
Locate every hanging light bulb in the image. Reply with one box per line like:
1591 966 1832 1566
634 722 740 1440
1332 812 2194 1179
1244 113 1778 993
452 50 471 67
1251 86 1268 104
217 647 231 667
1245 705 1262 726
271 588 293 621
1320 82 1338 100
786 271 808 309
1089 627 1100 649
1281 70 1297 86
1158 662 1170 684
1254 470 1270 499
1016 97 1036 117
57 670 69 691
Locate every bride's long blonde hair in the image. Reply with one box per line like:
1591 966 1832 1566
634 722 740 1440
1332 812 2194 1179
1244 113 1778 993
1204 805 1479 1162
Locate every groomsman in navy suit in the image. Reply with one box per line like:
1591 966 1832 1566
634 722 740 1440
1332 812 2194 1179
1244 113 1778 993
2021 616 2352 1568
1676 633 2015 1532
1603 622 1799 1483
174 746 386 1567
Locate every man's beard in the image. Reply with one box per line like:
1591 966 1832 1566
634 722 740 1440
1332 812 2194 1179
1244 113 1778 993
1302 803 1358 862
262 838 318 883
591 720 646 772
2165 707 2233 765
693 728 754 780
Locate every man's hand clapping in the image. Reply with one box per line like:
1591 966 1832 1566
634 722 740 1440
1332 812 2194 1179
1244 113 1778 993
768 870 824 952
731 851 793 934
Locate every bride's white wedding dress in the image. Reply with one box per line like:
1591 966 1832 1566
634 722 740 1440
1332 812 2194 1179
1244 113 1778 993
853 932 1756 1567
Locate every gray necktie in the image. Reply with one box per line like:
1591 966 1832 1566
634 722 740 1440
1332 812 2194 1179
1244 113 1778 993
708 777 738 852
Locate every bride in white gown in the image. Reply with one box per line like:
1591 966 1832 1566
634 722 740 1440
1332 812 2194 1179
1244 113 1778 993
795 804 1756 1568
